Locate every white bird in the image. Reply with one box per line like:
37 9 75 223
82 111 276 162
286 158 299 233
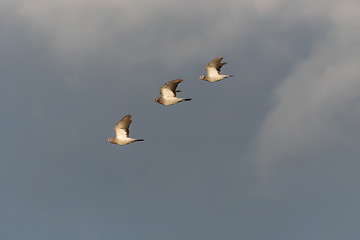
153 79 192 106
199 56 234 82
106 114 144 146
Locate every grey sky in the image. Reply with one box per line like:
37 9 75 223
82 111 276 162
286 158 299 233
1 0 360 239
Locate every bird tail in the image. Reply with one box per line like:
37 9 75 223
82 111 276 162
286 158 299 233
228 75 234 77
135 139 144 142
183 98 192 102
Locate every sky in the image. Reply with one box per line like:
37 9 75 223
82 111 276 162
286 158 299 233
1 0 360 239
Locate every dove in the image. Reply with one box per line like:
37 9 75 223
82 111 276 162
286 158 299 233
153 79 192 106
107 114 144 146
199 56 233 82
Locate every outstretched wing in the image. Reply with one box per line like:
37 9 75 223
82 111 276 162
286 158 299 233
160 79 183 98
114 114 132 139
206 56 226 76
218 62 227 73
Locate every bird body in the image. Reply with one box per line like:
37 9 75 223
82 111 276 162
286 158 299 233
199 56 233 82
107 114 144 146
107 137 143 145
155 97 191 106
153 79 192 106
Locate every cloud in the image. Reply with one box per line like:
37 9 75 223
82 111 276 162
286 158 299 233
4 0 358 169
4 0 301 70
254 0 360 176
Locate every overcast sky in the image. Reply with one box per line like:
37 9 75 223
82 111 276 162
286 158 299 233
1 0 360 239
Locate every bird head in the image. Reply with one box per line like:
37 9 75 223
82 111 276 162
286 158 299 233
198 75 206 80
153 98 160 103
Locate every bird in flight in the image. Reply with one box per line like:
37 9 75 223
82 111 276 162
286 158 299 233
106 114 144 146
153 79 192 106
199 56 233 82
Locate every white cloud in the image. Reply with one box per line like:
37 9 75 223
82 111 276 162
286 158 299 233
5 0 290 68
4 0 359 167
254 0 360 176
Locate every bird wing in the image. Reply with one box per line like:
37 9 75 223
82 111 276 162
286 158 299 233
160 79 183 98
218 62 227 73
114 114 132 139
206 56 225 76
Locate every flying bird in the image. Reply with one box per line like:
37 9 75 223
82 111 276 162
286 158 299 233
153 79 192 106
106 114 144 146
199 56 234 82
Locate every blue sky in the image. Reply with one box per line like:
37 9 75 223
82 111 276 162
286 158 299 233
1 0 360 239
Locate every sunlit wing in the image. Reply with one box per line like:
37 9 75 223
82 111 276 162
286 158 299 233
160 79 183 98
114 114 132 139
